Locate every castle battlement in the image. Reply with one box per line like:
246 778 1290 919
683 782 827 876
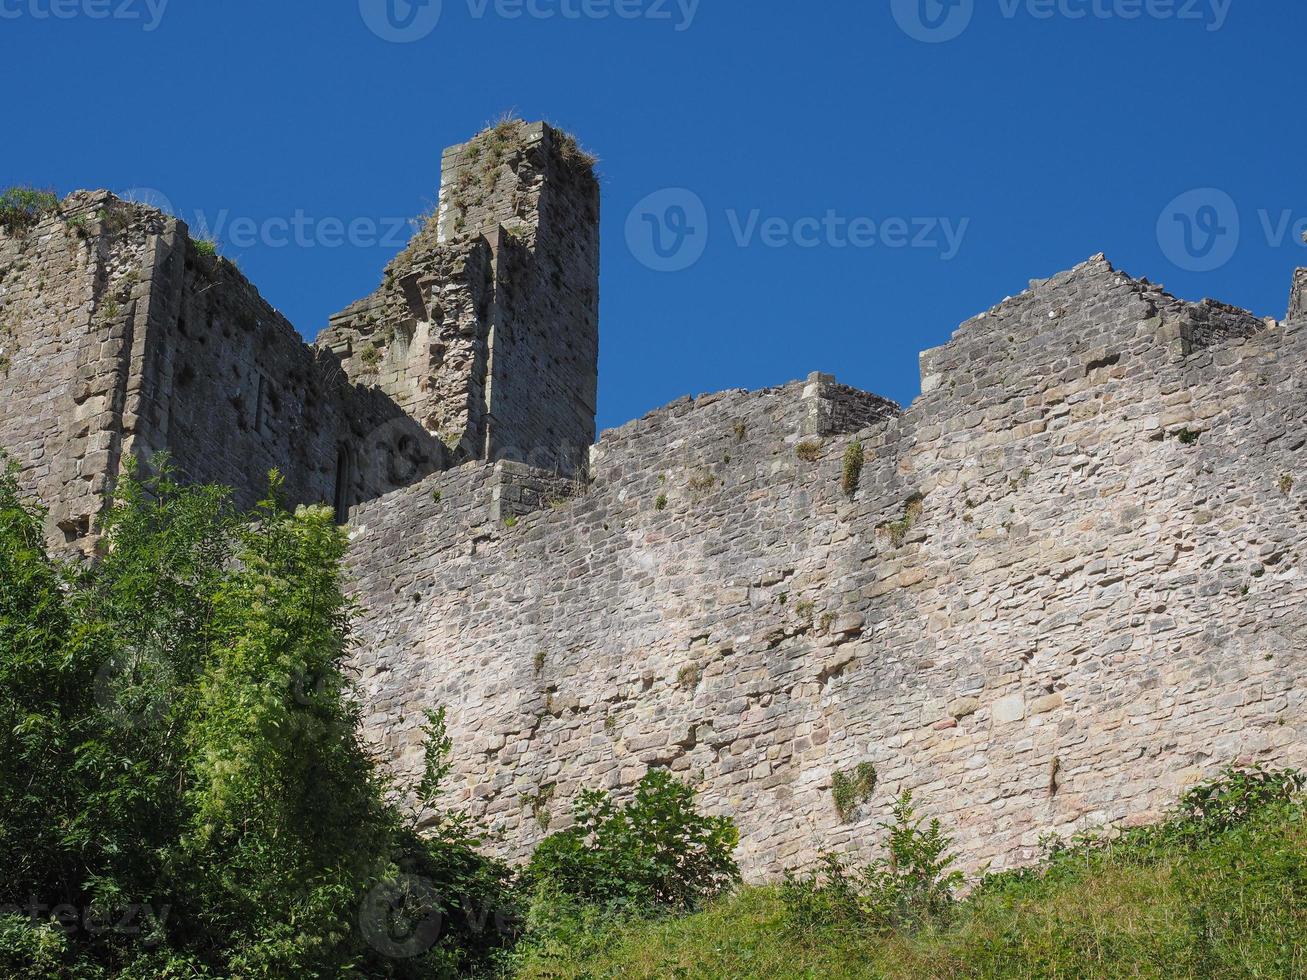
4 122 1307 880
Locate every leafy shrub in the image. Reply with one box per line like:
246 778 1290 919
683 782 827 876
524 769 740 916
780 853 864 935
525 810 1307 979
865 790 964 927
783 790 962 935
0 457 517 978
0 915 70 977
517 769 1307 978
0 187 59 232
1173 763 1305 835
191 237 218 259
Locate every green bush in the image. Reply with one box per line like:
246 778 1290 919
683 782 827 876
0 457 517 978
976 763 1307 901
779 853 864 935
783 790 962 935
523 770 740 917
191 237 219 259
0 187 59 232
1174 763 1305 834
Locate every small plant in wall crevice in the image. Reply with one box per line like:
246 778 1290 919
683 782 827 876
842 441 864 497
796 440 822 463
831 761 878 823
879 494 924 548
192 237 219 260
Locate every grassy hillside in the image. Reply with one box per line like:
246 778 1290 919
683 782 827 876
513 807 1307 979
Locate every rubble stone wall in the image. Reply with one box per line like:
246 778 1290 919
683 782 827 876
347 256 1307 879
121 213 442 517
0 193 177 548
0 120 600 552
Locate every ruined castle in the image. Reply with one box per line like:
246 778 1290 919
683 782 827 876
3 119 1307 880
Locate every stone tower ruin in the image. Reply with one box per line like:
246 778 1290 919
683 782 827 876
0 118 598 551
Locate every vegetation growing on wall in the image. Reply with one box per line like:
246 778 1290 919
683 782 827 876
795 440 822 462
841 441 864 497
831 762 877 822
0 187 59 233
193 237 220 259
879 493 925 547
360 341 383 371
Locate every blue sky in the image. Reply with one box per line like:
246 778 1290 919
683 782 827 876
4 0 1301 432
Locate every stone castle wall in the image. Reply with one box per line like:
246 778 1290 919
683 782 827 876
5 121 1307 884
123 210 442 518
0 193 442 546
0 119 597 547
0 192 160 547
1291 268 1307 323
345 255 1307 879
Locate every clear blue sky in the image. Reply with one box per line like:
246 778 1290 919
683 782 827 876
4 1 1301 432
